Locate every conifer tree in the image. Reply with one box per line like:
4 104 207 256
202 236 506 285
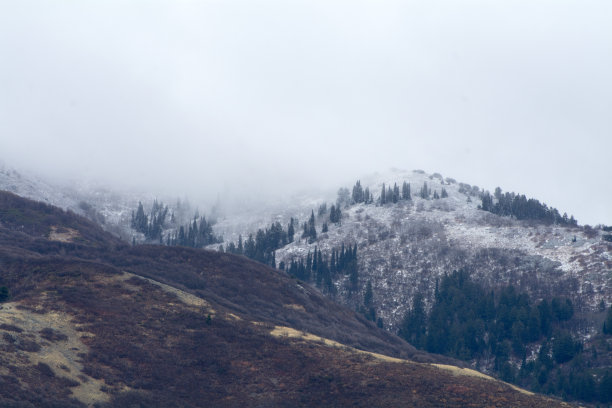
352 180 364 203
303 210 317 243
402 181 412 200
363 281 376 321
287 218 295 243
237 235 244 254
420 182 430 199
132 201 148 233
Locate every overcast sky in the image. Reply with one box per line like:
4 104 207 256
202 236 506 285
1 1 610 224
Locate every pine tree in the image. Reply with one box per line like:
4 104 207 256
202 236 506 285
399 292 427 349
441 187 448 198
364 187 371 204
237 235 244 254
287 218 295 243
380 183 386 205
318 202 327 216
420 182 430 199
392 183 400 203
352 180 364 203
329 205 341 223
402 181 411 200
307 210 317 243
132 201 148 233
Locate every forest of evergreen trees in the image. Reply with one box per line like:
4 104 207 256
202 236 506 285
131 200 222 248
285 243 358 295
480 188 577 226
398 270 612 403
224 219 295 267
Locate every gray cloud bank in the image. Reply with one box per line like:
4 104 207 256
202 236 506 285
1 1 610 224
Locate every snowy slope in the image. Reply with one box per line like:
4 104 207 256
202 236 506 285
264 169 612 334
2 164 610 337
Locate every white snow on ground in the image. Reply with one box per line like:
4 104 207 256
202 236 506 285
2 164 610 329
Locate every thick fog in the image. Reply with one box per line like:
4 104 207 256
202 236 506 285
1 1 611 224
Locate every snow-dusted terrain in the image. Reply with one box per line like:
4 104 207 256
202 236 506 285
1 164 610 339
264 169 612 335
0 165 176 240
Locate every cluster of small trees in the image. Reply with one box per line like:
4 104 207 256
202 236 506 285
329 205 342 223
166 216 220 248
131 200 169 242
480 188 577 226
131 200 222 248
351 180 373 204
225 219 296 267
284 243 358 294
398 270 612 403
418 181 448 200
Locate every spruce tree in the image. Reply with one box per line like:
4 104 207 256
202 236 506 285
352 180 364 203
420 182 430 199
402 181 411 200
364 187 371 203
287 218 295 243
237 235 244 254
307 210 317 243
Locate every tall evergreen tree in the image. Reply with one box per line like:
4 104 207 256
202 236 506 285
287 218 295 243
420 182 430 199
399 292 427 349
402 181 411 200
352 180 364 203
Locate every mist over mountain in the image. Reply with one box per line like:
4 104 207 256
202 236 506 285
1 1 611 226
1 1 611 405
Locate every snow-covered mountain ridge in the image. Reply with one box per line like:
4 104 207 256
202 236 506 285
265 169 610 335
1 164 610 336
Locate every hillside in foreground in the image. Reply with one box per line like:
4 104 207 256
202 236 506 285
0 190 577 407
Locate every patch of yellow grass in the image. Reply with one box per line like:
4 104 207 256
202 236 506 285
48 226 80 242
0 302 111 406
269 325 407 363
283 304 306 312
432 364 534 395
